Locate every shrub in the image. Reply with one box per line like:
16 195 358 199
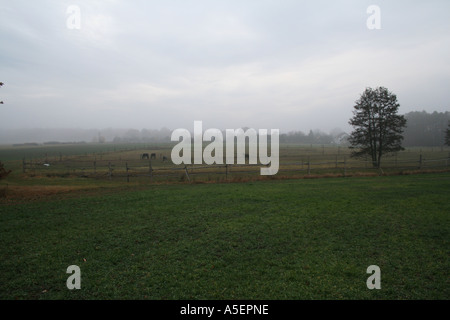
0 161 11 179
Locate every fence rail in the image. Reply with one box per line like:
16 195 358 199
20 154 450 182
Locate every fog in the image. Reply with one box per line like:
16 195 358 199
1 1 449 144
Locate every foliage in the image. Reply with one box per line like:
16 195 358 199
0 161 11 179
348 87 407 168
403 111 450 147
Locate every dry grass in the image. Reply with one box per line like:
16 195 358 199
0 185 113 204
2 168 450 204
2 185 89 199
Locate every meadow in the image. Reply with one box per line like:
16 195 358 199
0 143 449 300
1 142 449 186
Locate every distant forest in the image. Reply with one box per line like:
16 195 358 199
402 111 449 147
280 111 450 147
1 111 449 147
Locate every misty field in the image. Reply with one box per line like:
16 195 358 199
1 143 450 186
0 170 449 299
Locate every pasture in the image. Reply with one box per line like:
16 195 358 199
1 142 449 186
0 143 449 300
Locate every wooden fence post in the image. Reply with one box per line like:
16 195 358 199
307 156 311 175
126 162 129 183
149 159 153 182
108 162 112 180
184 165 191 182
343 157 347 177
22 158 26 173
419 154 422 169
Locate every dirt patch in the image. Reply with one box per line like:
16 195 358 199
2 168 449 204
0 185 101 203
0 182 156 205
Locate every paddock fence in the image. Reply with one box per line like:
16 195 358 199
21 153 450 183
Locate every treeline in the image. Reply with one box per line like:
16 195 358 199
279 129 348 145
1 111 448 147
112 128 348 145
110 128 172 143
403 111 449 147
277 111 449 147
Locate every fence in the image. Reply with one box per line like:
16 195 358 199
21 154 450 183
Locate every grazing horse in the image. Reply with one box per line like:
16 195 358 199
150 153 156 159
141 153 149 159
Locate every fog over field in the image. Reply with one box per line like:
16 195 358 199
1 1 449 144
1 2 450 307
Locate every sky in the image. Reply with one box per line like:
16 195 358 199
0 0 449 137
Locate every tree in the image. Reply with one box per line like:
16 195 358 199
0 162 11 179
403 111 450 147
445 121 450 146
348 87 407 168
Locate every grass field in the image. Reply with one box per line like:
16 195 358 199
1 170 449 300
2 143 449 185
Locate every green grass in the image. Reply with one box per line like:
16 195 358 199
2 143 449 174
0 142 168 161
0 174 450 300
0 173 449 300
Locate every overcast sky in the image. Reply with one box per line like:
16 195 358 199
1 0 449 135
